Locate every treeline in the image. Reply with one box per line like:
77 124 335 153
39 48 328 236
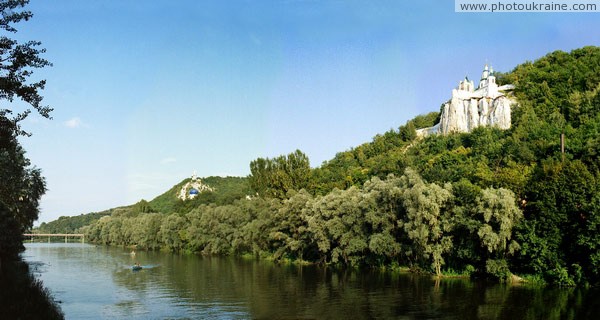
37 212 110 234
85 169 522 279
80 46 600 286
311 111 440 193
39 176 252 234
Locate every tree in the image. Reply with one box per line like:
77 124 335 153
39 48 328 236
0 0 51 271
1 0 52 136
307 187 370 266
269 190 315 261
0 119 45 263
249 150 312 199
362 176 404 266
399 121 416 141
476 187 523 279
133 199 154 214
399 168 454 276
160 214 187 252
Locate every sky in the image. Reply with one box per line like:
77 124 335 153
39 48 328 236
9 0 600 224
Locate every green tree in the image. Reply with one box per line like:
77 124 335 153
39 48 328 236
249 149 312 199
399 169 453 276
308 187 369 266
160 214 188 252
133 199 154 214
269 190 315 261
361 176 404 266
0 122 45 264
476 188 523 279
1 0 52 136
0 0 51 271
399 121 416 141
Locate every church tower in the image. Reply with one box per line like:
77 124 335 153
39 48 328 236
479 64 490 89
488 65 496 85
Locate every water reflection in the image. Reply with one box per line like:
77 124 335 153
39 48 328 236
25 243 600 319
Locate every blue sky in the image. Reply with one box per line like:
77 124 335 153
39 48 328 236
12 0 600 223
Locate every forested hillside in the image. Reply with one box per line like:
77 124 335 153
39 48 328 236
37 212 111 234
52 46 600 286
149 176 251 213
36 176 250 233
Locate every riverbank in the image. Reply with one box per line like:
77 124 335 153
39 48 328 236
109 244 551 288
0 258 64 319
25 242 600 319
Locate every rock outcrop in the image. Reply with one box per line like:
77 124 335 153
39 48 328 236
417 64 515 137
437 93 513 134
178 172 213 201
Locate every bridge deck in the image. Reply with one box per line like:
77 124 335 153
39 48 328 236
24 233 85 243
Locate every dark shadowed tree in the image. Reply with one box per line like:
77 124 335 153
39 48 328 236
0 0 51 267
1 0 52 136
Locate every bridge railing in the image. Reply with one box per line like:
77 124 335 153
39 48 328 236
23 233 85 243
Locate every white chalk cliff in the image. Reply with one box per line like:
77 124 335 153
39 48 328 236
417 64 515 137
178 172 214 201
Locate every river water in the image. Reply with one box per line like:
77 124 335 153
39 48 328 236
23 243 600 319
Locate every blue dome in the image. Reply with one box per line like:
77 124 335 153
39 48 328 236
189 188 199 195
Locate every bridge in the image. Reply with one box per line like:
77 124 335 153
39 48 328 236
24 233 85 243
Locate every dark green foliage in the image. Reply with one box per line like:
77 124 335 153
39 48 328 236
36 212 110 234
133 199 154 214
38 176 251 239
0 122 45 260
313 122 417 194
150 176 251 213
408 111 441 129
249 149 312 199
0 1 60 317
1 0 49 258
84 169 523 279
0 0 52 136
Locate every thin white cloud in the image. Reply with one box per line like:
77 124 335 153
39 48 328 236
64 117 83 128
160 157 177 165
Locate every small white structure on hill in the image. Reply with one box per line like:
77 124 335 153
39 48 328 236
177 171 214 201
417 64 515 137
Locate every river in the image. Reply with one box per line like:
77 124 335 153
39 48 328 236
22 243 600 319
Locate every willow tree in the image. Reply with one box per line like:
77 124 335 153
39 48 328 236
400 169 454 276
362 175 404 266
269 189 315 261
476 187 523 279
308 187 370 266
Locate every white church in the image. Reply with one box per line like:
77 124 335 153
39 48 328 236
453 64 515 100
417 64 515 137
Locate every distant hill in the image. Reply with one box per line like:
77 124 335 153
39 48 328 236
148 176 251 213
36 211 112 234
34 176 250 234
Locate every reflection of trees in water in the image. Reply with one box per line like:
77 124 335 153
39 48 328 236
110 252 600 319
